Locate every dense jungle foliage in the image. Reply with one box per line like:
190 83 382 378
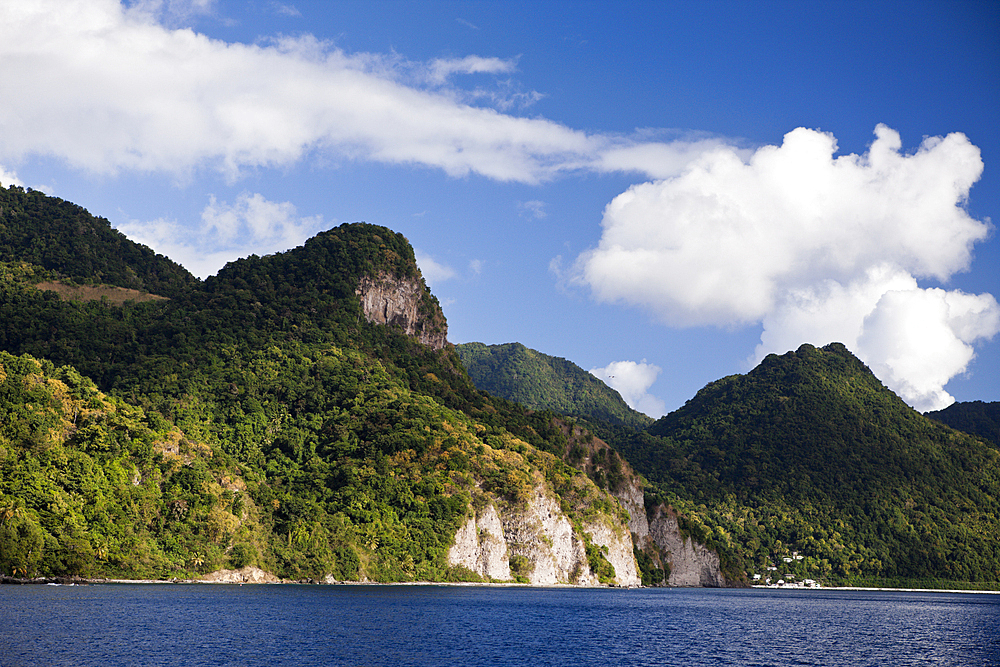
456 342 653 431
610 344 1000 586
0 186 197 298
459 339 1000 587
926 400 1000 447
0 185 624 582
3 184 999 589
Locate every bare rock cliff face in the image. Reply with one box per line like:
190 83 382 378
582 517 640 587
200 566 279 584
614 476 650 540
448 485 640 587
356 272 447 349
448 503 511 581
648 506 726 587
613 475 727 587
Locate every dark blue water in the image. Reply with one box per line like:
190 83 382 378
1 585 997 666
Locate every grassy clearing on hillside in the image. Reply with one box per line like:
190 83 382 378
35 282 168 305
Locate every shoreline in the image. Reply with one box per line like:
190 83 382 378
4 575 999 593
751 584 1000 595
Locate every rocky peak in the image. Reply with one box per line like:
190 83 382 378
356 271 447 350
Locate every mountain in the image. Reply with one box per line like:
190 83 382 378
926 401 1000 447
0 184 640 586
456 342 653 430
4 184 997 590
612 343 1000 586
0 185 197 297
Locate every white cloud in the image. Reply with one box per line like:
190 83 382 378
116 191 327 278
426 56 517 85
519 200 547 219
857 287 1000 411
269 2 301 18
0 1 721 184
575 126 999 411
0 165 23 188
596 137 748 181
127 0 216 25
414 251 457 288
590 360 666 418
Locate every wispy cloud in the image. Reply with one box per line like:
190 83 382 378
0 1 723 184
573 126 999 411
426 55 517 85
519 200 547 219
270 2 301 17
126 0 216 25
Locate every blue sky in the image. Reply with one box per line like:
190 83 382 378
1 0 998 416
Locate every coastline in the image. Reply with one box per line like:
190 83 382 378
4 574 998 593
751 584 1000 594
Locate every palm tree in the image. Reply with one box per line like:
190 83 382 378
0 499 24 524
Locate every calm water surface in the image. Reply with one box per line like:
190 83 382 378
1 584 997 666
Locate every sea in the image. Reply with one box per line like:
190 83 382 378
1 584 998 666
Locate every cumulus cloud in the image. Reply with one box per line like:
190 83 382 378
0 1 721 184
0 165 23 188
857 287 1000 411
574 126 999 411
116 191 327 278
590 360 666 418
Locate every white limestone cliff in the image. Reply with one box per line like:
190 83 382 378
582 517 640 587
614 475 650 539
447 502 511 581
448 485 640 587
648 506 726 587
613 474 728 587
200 565 280 584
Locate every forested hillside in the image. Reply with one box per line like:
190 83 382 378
0 186 197 298
456 342 652 430
431 325 1000 587
926 401 1000 447
610 344 1000 586
0 184 629 583
3 184 999 589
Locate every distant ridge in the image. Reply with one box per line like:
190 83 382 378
456 341 653 430
926 400 1000 447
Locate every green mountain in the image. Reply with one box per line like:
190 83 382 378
610 343 1000 586
926 401 1000 447
3 183 998 590
456 342 653 430
0 184 633 585
0 185 197 297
